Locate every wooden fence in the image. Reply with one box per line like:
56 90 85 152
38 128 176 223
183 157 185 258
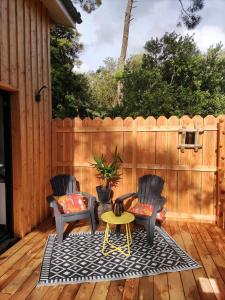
52 115 225 222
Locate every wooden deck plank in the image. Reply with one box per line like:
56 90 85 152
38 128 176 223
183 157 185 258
74 282 95 300
187 223 225 300
106 280 125 300
169 221 201 300
178 222 216 300
122 278 139 300
0 222 54 298
203 223 225 260
0 234 51 296
0 231 39 265
0 242 46 294
0 219 52 266
0 231 51 279
0 269 19 292
167 272 185 300
0 293 11 300
91 282 110 300
9 266 40 300
58 284 81 300
195 223 225 282
153 274 169 300
26 285 49 300
0 220 224 300
163 222 186 300
138 276 154 300
41 286 65 300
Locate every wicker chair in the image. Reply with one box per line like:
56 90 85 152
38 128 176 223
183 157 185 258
47 174 96 242
115 174 165 246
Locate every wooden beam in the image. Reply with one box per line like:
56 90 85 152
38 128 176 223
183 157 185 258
54 125 218 133
56 162 217 172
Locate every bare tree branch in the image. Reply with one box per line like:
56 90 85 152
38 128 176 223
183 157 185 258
178 0 204 29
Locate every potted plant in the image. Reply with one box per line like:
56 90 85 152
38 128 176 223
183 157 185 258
90 147 122 204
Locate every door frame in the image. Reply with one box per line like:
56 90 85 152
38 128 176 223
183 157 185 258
0 90 13 240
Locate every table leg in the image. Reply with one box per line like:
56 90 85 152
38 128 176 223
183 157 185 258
102 223 110 255
102 222 132 257
127 223 132 245
126 224 131 256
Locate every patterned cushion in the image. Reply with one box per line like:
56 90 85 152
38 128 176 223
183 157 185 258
56 193 88 214
128 203 166 221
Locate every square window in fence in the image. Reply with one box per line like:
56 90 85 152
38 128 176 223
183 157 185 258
178 127 204 152
185 132 195 145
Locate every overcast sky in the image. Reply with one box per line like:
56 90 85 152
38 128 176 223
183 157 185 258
74 0 225 72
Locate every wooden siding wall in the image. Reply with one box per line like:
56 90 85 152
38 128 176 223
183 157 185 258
0 0 52 237
52 116 224 222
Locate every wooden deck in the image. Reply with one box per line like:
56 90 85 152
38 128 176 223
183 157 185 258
0 220 225 300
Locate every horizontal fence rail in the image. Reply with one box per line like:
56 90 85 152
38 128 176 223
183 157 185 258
52 115 225 222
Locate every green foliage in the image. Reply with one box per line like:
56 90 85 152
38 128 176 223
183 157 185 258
51 25 225 119
178 0 204 29
73 0 102 13
90 147 123 188
87 58 118 112
110 32 225 118
51 25 95 118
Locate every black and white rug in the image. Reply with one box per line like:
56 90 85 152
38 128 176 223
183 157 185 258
38 227 201 286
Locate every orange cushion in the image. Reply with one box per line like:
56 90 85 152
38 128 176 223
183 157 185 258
56 193 88 214
128 203 166 221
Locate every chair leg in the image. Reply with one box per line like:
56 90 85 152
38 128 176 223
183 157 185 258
90 210 96 234
115 224 121 236
55 217 64 243
147 211 157 247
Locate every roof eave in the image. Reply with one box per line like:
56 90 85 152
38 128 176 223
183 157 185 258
41 0 78 28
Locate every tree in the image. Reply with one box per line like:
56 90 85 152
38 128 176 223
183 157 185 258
115 0 204 104
178 0 204 29
111 32 225 118
87 58 117 116
73 0 102 13
51 25 93 118
117 0 134 71
116 0 134 104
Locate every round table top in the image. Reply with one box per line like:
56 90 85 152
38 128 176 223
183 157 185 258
101 211 135 225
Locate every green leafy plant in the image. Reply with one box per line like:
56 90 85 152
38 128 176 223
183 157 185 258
90 147 122 188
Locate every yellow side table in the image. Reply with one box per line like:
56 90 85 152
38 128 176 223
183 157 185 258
101 211 135 257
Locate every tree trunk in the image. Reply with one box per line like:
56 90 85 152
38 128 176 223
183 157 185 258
116 0 133 105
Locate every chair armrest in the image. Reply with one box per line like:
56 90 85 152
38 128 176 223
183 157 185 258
80 192 95 198
116 192 138 202
80 192 96 210
47 195 64 218
47 195 56 207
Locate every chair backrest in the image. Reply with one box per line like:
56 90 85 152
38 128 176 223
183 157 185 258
138 174 164 204
50 174 77 196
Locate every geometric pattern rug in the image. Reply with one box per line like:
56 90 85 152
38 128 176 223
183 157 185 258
37 227 201 286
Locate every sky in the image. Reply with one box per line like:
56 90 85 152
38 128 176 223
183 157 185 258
74 0 225 73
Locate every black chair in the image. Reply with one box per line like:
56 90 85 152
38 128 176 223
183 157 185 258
47 174 96 242
115 174 165 246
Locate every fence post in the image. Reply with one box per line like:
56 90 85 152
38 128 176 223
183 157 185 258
52 119 57 176
132 119 137 192
216 119 224 227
